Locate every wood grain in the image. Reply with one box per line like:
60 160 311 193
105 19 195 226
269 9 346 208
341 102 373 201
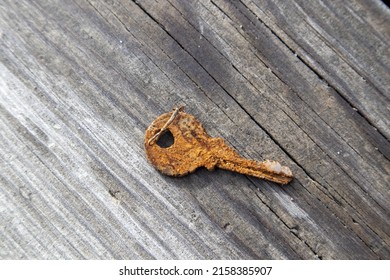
0 0 389 259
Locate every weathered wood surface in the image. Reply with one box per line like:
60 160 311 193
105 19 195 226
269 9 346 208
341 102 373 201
0 0 389 259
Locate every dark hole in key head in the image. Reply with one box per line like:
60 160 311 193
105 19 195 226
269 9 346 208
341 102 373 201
156 129 174 148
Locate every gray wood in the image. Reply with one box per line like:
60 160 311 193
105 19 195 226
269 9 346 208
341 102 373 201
0 0 389 259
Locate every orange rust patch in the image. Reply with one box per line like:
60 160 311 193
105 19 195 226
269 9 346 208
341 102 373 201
144 109 293 184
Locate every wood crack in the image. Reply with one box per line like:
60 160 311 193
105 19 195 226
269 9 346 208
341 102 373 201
242 0 390 140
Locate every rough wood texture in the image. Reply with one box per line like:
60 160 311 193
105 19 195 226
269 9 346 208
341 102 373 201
0 0 389 259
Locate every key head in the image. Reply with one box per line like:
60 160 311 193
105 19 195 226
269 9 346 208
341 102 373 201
144 110 222 176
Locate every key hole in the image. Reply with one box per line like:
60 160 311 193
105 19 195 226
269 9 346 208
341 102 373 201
156 130 174 148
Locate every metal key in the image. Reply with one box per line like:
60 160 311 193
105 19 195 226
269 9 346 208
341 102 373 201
144 108 293 184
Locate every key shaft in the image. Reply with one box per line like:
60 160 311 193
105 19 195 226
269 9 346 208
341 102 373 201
206 138 293 184
217 156 293 184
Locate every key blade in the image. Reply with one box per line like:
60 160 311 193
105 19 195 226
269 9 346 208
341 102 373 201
210 140 293 184
217 158 293 184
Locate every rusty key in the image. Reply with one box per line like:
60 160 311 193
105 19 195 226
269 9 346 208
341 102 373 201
144 108 293 184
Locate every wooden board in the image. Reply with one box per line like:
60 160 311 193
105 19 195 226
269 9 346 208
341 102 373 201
0 0 389 259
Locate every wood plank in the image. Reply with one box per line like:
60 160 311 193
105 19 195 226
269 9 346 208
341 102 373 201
0 0 389 259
